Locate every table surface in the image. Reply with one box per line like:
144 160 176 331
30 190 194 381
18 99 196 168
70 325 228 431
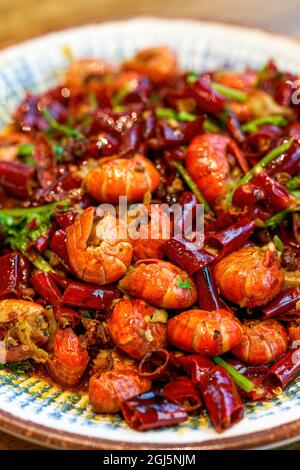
0 0 299 450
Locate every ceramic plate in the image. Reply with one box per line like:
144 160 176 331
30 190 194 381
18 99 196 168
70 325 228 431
0 17 299 450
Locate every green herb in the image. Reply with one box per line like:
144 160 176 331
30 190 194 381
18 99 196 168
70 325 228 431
212 356 255 393
87 91 98 109
111 86 130 106
241 115 288 133
227 140 292 205
155 107 198 122
53 144 64 161
18 143 35 166
177 111 197 122
186 72 199 84
265 204 300 229
25 252 54 272
0 360 32 374
150 93 159 104
41 108 84 139
273 235 284 253
177 278 193 290
81 310 93 319
0 201 68 253
203 117 221 133
286 175 300 190
18 143 34 157
211 82 248 103
173 161 212 214
155 107 177 120
290 190 300 199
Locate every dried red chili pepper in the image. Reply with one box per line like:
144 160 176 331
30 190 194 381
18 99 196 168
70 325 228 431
0 161 34 198
199 365 245 432
263 347 300 392
121 391 188 431
206 218 255 258
30 271 62 307
61 281 120 309
162 376 202 412
163 238 214 276
262 287 300 319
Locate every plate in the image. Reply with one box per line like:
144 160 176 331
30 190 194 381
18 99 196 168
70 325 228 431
0 17 299 450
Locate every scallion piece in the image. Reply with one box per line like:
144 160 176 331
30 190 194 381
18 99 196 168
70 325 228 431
177 111 197 122
173 161 212 213
212 356 255 393
111 86 130 106
211 82 248 103
286 175 300 190
155 107 177 120
41 109 84 139
241 115 288 133
25 251 54 273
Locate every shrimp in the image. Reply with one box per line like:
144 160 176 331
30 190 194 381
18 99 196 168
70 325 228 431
108 298 168 360
123 46 177 83
287 320 300 345
65 58 111 94
0 299 55 363
88 350 151 413
66 206 133 285
167 309 243 356
230 91 296 123
214 243 285 307
84 155 160 204
186 134 242 205
232 319 288 365
213 70 258 92
128 204 171 261
47 328 89 387
119 259 197 309
0 132 31 162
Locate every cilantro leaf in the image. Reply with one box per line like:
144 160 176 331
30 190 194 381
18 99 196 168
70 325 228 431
177 278 193 290
0 360 32 374
0 201 68 253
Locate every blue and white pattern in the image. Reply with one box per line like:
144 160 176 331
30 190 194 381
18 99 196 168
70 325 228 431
0 18 299 447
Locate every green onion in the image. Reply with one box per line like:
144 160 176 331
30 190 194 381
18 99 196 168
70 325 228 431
286 175 300 190
87 91 98 109
186 72 199 84
273 235 284 253
41 109 84 139
203 117 221 133
177 111 197 122
241 115 288 133
212 356 255 393
173 161 212 213
290 190 300 199
24 251 54 272
155 107 177 120
0 200 68 218
17 143 35 166
227 140 292 205
18 143 34 157
150 92 159 104
111 86 130 106
211 82 248 103
155 108 198 122
265 204 300 229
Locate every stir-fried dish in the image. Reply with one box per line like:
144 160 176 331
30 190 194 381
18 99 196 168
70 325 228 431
0 47 299 433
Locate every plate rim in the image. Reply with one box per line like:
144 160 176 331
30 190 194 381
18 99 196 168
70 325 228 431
0 15 299 450
0 407 300 450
